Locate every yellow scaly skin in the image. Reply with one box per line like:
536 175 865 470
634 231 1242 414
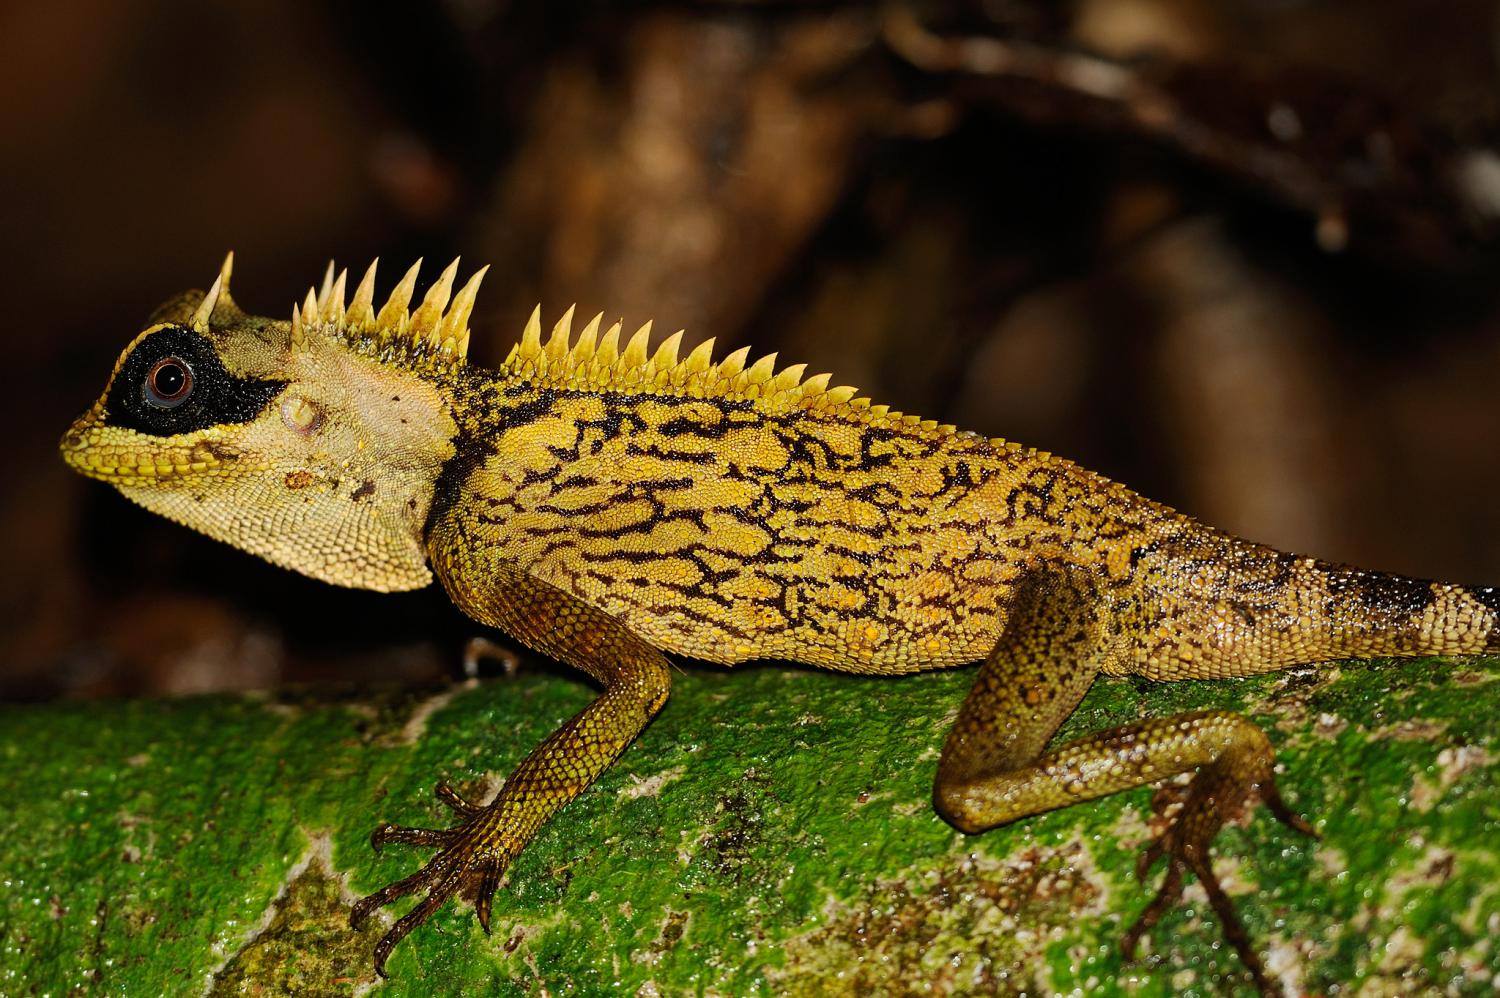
61 254 1500 989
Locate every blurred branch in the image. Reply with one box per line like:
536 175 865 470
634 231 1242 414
883 6 1500 263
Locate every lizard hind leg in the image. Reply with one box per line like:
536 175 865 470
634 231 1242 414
932 566 1313 996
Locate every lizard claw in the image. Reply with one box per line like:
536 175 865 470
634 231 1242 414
473 862 504 935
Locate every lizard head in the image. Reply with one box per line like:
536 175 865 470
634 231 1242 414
60 254 477 592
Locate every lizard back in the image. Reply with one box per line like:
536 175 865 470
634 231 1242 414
429 308 1500 680
430 345 1172 675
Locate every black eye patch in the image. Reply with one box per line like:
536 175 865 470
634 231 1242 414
104 326 287 437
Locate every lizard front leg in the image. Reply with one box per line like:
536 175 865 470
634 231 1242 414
350 569 670 976
933 565 1313 995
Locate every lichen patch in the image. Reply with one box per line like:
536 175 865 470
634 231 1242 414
629 909 689 967
1371 718 1449 742
398 679 479 744
770 841 1104 996
1312 711 1348 740
1408 743 1494 812
622 765 686 800
206 832 381 996
1257 664 1338 732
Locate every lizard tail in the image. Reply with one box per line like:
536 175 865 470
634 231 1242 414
1473 586 1500 653
1306 563 1500 660
1138 535 1500 676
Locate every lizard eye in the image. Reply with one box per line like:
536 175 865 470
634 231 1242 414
144 356 194 408
106 325 286 437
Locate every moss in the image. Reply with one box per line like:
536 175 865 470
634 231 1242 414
2 657 1498 996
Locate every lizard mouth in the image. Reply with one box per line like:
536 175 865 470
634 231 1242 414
60 409 232 484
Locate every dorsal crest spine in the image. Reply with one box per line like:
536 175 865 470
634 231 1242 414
495 303 960 435
217 253 973 437
284 256 488 369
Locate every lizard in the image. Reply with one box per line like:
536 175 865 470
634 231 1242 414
59 252 1500 991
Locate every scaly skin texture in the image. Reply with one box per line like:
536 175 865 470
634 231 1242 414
61 255 1500 992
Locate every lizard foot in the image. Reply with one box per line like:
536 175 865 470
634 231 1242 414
349 780 514 977
462 636 522 680
1121 766 1317 997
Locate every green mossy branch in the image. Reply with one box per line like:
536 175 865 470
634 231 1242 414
2 657 1498 996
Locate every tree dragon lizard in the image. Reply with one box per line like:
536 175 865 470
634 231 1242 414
60 254 1500 991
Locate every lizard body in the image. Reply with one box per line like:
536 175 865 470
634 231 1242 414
62 255 1500 990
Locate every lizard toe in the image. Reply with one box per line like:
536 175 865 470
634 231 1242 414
1262 776 1319 840
367 780 491 854
1185 842 1275 996
370 821 461 854
370 866 466 977
350 859 445 931
434 778 485 818
1121 854 1183 959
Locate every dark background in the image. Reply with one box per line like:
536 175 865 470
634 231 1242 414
5 0 1500 700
